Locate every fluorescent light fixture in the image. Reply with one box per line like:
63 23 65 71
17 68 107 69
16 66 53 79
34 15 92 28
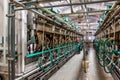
87 19 89 22
85 9 87 12
66 0 70 3
39 3 44 7
88 36 91 40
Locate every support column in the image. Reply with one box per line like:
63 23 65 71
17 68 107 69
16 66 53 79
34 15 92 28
7 1 15 80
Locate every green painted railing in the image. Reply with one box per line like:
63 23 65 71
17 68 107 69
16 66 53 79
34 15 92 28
26 46 66 58
26 42 83 71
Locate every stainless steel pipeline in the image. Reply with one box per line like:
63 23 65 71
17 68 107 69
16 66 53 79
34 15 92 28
15 61 50 80
15 67 39 80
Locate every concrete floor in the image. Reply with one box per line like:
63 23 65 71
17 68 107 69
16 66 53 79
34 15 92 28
79 47 114 80
49 46 114 80
49 51 83 80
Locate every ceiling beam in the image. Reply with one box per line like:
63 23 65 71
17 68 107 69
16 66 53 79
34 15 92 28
78 23 98 25
35 0 116 8
21 0 62 4
81 28 97 31
69 0 73 13
60 9 110 16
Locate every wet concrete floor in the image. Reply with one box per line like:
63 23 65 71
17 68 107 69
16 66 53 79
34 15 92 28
79 46 114 80
49 51 83 80
49 45 114 80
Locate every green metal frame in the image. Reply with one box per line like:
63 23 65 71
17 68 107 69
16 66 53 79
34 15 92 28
26 42 82 71
94 39 120 73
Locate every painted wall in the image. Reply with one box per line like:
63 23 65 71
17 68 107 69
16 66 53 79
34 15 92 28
0 0 4 36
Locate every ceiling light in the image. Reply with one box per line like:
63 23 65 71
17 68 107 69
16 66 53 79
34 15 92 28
39 3 44 7
87 19 88 22
85 9 87 12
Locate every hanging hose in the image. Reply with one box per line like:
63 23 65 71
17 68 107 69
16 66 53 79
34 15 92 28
96 39 112 67
103 43 119 73
94 38 120 73
37 46 53 71
103 53 119 73
96 40 106 67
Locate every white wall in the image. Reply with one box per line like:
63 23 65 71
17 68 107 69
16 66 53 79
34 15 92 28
0 0 4 36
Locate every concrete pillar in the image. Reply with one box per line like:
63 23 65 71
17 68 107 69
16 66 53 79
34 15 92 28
3 0 8 65
0 0 4 36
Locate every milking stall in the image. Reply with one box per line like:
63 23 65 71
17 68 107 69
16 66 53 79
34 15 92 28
0 0 120 80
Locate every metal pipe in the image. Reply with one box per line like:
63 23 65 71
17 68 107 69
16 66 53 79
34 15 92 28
15 67 39 80
15 61 51 80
